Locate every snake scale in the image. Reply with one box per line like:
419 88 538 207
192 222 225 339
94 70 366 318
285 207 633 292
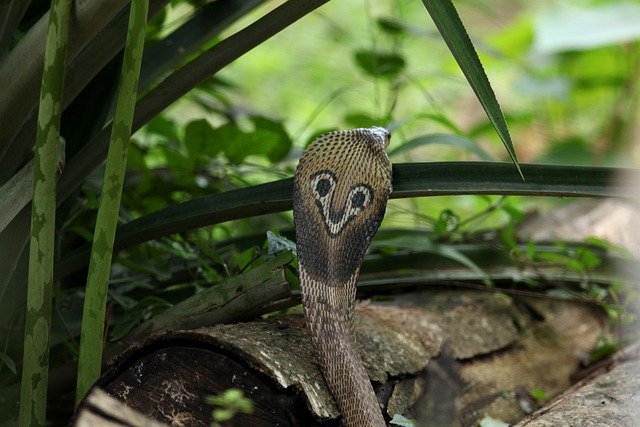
293 127 392 426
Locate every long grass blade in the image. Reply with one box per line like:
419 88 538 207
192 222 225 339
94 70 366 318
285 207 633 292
55 162 640 279
421 0 522 178
75 0 149 404
0 0 133 163
139 0 263 90
0 1 31 55
18 0 72 425
0 1 170 184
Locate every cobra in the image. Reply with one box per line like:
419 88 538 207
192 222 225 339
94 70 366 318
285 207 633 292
293 127 392 426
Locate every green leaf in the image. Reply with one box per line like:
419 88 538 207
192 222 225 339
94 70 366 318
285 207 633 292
370 233 492 285
344 112 387 129
0 352 17 375
184 119 222 158
212 408 234 422
434 209 459 235
421 0 521 178
529 388 548 401
500 221 518 254
377 17 437 39
207 388 254 421
389 413 416 426
591 337 619 362
145 7 166 41
377 18 406 36
576 247 602 271
233 247 259 272
145 115 180 142
584 236 632 258
214 123 282 165
251 116 292 163
162 146 194 171
389 134 494 160
354 50 406 78
127 144 147 170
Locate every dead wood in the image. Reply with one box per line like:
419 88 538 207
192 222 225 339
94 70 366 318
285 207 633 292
75 291 606 426
75 388 169 427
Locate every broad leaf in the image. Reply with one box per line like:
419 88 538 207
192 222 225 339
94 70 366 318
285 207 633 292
354 50 406 79
184 119 222 158
251 116 292 163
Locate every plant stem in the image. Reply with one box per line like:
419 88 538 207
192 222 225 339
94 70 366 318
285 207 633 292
18 0 72 425
76 0 148 404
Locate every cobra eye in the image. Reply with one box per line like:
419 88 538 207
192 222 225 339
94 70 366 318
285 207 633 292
315 178 331 197
351 191 367 209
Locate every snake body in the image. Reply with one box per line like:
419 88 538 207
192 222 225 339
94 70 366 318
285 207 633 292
293 127 392 426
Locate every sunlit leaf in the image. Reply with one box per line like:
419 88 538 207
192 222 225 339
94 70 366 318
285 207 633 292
529 388 548 401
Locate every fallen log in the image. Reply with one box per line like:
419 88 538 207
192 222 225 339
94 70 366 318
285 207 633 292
76 290 606 426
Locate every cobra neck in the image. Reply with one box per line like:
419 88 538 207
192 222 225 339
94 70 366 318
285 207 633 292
299 268 385 427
